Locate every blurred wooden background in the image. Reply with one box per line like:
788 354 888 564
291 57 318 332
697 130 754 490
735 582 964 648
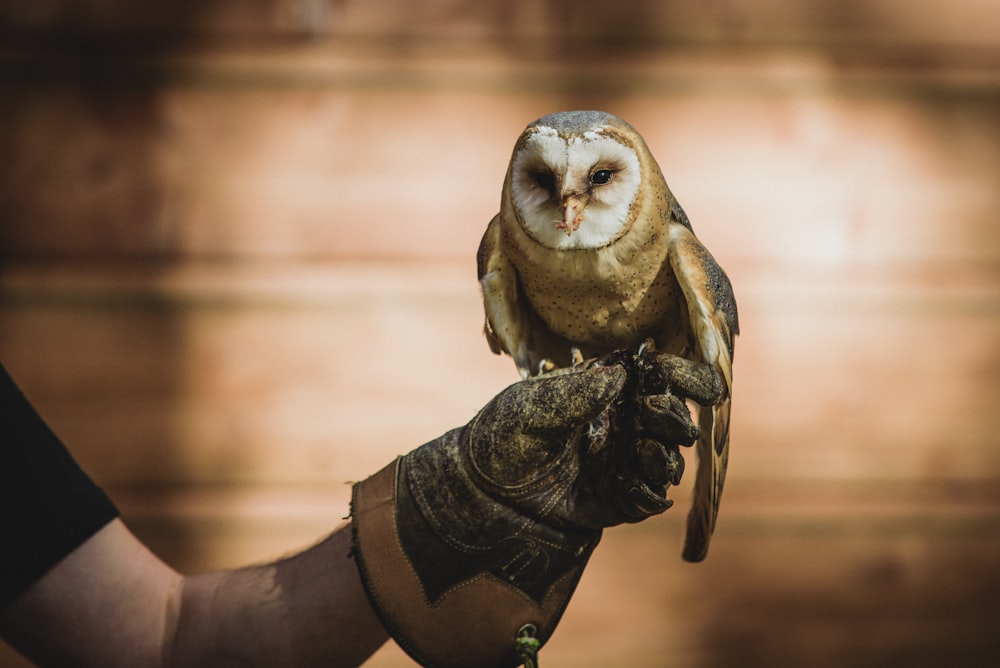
2 1 999 666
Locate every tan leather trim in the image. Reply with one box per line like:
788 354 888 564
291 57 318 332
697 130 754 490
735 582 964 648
351 459 584 668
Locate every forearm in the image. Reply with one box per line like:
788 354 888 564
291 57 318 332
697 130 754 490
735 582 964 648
1 519 388 668
0 519 182 667
168 524 388 667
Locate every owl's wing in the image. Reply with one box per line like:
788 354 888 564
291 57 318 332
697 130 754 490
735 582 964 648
477 214 541 379
666 220 739 562
478 217 578 378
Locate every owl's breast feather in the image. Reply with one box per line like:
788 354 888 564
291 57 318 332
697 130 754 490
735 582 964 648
512 237 687 354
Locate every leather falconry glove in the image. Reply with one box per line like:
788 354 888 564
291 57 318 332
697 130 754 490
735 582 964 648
350 343 721 668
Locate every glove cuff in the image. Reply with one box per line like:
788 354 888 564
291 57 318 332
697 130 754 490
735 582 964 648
351 458 594 668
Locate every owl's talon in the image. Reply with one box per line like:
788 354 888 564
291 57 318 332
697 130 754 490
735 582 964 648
537 358 556 375
570 347 584 368
637 338 656 357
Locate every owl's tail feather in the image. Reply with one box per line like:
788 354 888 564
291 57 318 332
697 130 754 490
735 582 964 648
682 395 731 562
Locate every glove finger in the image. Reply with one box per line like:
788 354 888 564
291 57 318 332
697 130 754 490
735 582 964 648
639 394 700 446
635 437 685 488
642 352 722 406
623 479 674 520
618 439 684 521
515 364 626 432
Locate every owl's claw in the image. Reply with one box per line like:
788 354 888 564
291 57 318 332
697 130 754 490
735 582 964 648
570 347 584 368
637 337 655 357
537 358 556 375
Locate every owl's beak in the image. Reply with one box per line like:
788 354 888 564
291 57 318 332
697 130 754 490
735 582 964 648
558 194 589 235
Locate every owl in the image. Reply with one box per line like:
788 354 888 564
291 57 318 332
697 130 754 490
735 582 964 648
477 110 738 562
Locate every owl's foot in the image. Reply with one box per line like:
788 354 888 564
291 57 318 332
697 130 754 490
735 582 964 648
537 358 556 375
636 337 656 357
570 347 584 368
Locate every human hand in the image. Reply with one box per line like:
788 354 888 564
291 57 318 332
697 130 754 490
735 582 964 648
351 342 719 668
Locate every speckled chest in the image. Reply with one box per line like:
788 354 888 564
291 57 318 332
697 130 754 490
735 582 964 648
504 215 690 355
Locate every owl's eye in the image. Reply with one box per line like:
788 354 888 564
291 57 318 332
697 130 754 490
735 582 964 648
590 169 614 185
530 170 556 192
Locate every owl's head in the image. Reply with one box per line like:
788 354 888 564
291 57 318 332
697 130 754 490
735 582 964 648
505 110 655 251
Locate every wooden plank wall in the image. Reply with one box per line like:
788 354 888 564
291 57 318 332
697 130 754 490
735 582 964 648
2 2 999 666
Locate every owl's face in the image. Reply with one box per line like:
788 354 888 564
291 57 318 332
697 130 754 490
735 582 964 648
508 111 643 251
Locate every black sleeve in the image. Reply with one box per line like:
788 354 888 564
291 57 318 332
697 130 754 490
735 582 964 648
0 363 120 607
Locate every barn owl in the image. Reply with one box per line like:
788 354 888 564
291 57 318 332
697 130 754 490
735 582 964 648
477 110 738 562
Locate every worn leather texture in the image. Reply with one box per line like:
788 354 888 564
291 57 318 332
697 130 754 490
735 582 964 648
350 346 715 667
352 461 590 668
